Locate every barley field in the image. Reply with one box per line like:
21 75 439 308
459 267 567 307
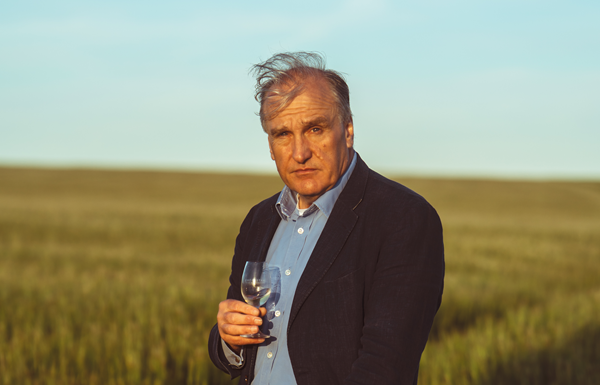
0 166 598 385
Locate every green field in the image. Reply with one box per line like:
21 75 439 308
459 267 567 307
1 166 599 385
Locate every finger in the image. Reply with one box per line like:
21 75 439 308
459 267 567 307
223 311 263 327
258 307 267 317
232 302 261 316
223 335 266 347
220 299 260 316
221 323 262 337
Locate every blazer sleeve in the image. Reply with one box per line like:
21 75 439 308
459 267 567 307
344 200 445 385
208 207 255 379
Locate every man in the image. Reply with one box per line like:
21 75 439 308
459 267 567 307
208 52 444 385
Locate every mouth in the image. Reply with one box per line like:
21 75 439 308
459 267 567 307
293 168 317 176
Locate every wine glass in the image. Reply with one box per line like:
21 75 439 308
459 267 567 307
240 261 271 338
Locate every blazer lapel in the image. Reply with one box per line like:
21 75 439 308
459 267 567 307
288 154 370 329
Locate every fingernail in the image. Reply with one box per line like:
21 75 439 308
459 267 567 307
255 318 262 325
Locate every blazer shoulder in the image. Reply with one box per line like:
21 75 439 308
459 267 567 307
365 169 435 212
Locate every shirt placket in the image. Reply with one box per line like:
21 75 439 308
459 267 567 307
263 213 314 383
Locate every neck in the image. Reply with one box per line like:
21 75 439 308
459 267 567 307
297 195 314 210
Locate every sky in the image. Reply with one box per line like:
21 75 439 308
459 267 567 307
1 0 599 179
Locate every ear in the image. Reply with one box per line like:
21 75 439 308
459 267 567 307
345 121 354 149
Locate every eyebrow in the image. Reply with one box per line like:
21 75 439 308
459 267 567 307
269 116 331 136
301 116 330 128
269 125 288 136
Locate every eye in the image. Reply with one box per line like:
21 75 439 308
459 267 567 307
311 126 322 133
272 130 287 138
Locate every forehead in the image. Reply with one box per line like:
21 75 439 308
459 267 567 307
266 78 337 124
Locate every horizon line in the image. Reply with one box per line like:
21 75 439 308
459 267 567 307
1 161 599 183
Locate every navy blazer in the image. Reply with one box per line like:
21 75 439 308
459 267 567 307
209 155 445 385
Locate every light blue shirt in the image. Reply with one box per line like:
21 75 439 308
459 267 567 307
253 153 356 385
222 153 357 384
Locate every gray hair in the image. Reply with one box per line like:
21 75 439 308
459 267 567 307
250 52 352 131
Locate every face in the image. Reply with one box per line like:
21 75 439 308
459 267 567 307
264 78 354 209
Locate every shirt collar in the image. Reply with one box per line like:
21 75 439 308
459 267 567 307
275 152 357 220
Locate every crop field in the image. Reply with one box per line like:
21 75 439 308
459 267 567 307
0 166 599 385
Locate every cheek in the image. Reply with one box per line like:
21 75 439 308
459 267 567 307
270 144 286 159
272 151 291 172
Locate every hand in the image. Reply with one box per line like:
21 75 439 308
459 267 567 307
217 299 268 354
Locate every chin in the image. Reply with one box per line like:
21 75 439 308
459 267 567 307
297 187 326 200
292 183 318 196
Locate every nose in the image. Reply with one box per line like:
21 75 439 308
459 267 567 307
292 135 312 164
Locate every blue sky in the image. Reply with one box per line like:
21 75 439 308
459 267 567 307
1 0 599 179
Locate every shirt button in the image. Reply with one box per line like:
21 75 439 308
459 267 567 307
275 310 281 317
267 352 273 358
285 269 291 276
297 227 304 234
